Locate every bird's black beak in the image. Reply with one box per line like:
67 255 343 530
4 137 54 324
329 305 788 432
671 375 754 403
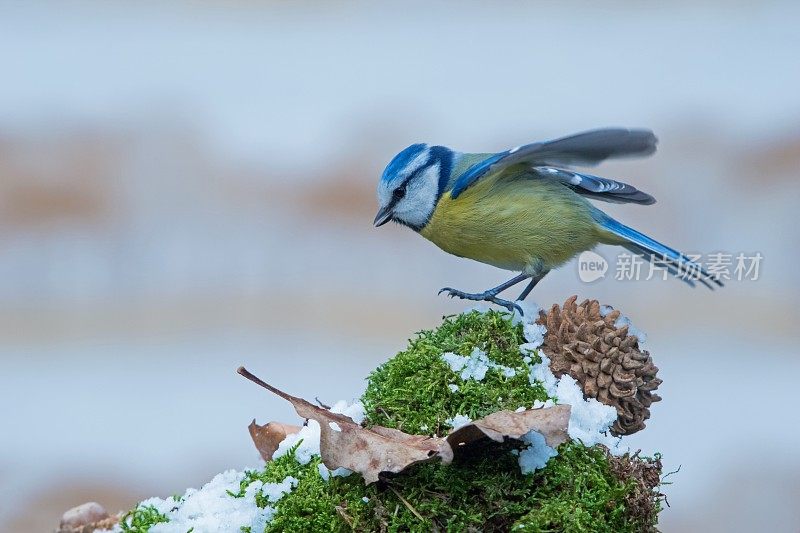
373 205 393 227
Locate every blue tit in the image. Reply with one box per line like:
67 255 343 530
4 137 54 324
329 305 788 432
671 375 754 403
373 128 721 314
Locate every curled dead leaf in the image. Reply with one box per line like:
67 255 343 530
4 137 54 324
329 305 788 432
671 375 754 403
447 405 570 452
239 367 571 484
248 420 302 461
239 367 440 483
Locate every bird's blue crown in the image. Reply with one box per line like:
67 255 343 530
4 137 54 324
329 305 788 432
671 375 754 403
380 143 454 199
380 143 429 184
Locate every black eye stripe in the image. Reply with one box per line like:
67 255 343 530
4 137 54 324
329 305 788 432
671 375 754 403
387 160 431 208
387 182 407 210
398 165 424 192
390 174 413 203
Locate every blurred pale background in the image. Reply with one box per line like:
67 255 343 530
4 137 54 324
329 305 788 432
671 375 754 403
1 2 798 531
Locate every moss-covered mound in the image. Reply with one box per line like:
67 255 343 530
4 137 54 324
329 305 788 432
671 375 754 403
120 310 663 532
362 310 549 436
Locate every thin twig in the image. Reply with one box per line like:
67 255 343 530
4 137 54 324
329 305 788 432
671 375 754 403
388 486 424 521
662 464 682 481
335 505 354 527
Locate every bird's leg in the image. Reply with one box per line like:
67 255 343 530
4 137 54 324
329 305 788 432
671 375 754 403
516 270 549 301
438 273 530 314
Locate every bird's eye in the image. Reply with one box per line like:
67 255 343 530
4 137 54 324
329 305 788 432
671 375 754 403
393 184 407 201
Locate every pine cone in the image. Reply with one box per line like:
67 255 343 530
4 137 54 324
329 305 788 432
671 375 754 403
536 296 662 436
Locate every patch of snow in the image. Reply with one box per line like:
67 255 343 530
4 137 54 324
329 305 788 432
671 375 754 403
273 420 320 464
517 431 558 473
260 476 299 503
361 496 370 503
331 467 353 477
527 351 624 455
498 366 516 378
511 301 541 324
519 343 541 358
600 305 647 344
442 347 516 382
116 470 298 533
527 351 559 396
448 383 459 392
441 352 467 372
445 413 472 430
513 302 547 349
555 375 622 452
317 463 330 481
328 421 342 432
136 496 178 518
329 399 366 425
442 348 490 381
522 323 547 348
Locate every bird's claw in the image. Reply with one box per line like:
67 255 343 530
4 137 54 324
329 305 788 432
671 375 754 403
437 287 523 316
438 287 464 299
504 299 525 316
487 297 524 316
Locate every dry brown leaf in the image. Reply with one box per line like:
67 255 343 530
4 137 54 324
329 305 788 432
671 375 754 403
239 367 571 484
248 420 302 461
447 405 570 452
319 418 443 483
239 367 440 483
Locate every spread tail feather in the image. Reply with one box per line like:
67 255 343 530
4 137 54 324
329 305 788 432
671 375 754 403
594 213 722 289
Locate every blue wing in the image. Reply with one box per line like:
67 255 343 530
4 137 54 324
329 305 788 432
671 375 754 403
450 128 657 203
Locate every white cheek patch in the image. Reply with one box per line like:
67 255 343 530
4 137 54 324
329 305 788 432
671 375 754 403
393 163 440 227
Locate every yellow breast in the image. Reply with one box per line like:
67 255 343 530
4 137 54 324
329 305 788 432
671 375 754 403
420 176 601 273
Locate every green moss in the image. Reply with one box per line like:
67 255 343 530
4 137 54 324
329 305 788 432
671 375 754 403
514 444 659 532
251 441 658 532
119 504 170 532
265 458 376 532
362 310 548 435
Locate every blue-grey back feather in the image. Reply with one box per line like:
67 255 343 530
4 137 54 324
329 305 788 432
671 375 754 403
450 128 657 201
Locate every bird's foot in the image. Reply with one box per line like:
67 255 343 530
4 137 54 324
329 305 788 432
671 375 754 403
438 287 523 315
